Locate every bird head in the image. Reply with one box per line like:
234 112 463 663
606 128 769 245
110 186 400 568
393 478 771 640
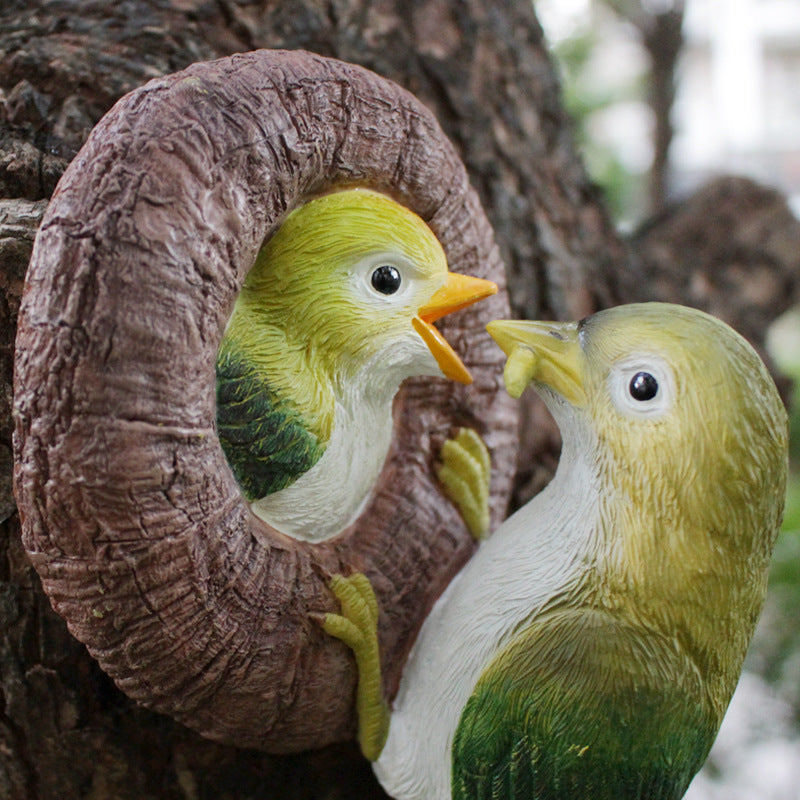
226 188 496 399
489 303 788 685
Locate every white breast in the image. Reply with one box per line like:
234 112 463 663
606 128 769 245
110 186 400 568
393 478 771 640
247 335 439 543
248 394 394 542
374 418 600 800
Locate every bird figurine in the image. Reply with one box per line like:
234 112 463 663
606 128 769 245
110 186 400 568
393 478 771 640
215 188 497 542
324 302 788 799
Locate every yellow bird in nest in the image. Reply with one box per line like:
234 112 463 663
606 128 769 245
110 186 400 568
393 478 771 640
216 188 496 542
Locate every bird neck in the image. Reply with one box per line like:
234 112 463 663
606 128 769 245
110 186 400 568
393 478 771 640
221 295 336 444
539 403 760 730
217 292 414 541
247 361 399 542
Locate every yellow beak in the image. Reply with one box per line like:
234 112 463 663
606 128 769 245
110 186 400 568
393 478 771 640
486 319 586 405
413 272 498 384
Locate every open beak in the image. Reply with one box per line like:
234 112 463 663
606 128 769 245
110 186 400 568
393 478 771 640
486 319 586 405
413 272 498 384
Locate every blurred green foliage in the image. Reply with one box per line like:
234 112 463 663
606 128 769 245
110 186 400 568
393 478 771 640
550 23 646 222
749 331 800 721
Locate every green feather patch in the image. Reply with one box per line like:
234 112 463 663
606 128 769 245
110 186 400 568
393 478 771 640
452 607 718 800
216 346 325 501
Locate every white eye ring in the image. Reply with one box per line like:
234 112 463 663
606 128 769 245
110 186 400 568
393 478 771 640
352 252 417 305
608 356 675 418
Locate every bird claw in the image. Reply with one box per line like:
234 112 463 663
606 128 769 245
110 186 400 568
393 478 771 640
437 427 492 541
321 573 389 761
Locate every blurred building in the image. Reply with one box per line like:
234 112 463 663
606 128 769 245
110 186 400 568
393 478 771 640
538 0 800 217
674 0 800 212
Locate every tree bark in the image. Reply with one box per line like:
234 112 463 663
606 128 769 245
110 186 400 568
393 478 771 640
642 6 684 215
603 0 685 215
1 2 798 798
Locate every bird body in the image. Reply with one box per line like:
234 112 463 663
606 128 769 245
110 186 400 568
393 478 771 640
370 303 787 800
375 404 600 799
216 189 496 541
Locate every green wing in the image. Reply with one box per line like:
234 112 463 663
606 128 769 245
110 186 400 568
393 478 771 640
452 608 718 800
216 345 325 501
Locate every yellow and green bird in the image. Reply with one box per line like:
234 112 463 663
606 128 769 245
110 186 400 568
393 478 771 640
327 302 787 799
215 188 496 542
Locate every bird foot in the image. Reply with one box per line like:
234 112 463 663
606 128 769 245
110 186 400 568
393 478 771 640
437 427 491 540
321 573 389 761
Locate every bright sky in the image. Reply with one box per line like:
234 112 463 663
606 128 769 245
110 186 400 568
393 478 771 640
535 0 591 43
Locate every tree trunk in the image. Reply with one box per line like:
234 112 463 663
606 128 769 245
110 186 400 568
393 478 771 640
602 0 685 215
1 2 798 798
641 5 685 215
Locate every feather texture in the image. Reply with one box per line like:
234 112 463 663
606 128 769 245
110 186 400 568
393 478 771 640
213 188 496 541
371 304 787 800
216 342 325 500
453 607 715 800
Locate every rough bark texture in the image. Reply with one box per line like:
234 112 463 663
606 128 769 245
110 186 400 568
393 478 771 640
2 2 799 799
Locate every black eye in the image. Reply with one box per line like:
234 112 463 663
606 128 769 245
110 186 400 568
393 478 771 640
629 371 659 401
371 265 402 295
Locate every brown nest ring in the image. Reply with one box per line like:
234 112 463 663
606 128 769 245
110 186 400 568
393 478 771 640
13 50 517 751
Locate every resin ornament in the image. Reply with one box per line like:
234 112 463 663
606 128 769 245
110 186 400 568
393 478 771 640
13 50 517 751
327 303 787 800
216 187 496 543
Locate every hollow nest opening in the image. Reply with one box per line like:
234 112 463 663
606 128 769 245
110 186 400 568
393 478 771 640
13 49 518 751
